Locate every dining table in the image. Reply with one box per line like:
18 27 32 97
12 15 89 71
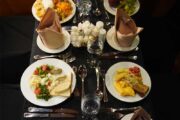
21 0 155 120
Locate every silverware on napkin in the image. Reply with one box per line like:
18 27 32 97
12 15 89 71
24 112 76 118
28 107 78 114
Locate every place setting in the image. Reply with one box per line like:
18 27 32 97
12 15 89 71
106 8 143 52
20 58 77 107
35 8 71 54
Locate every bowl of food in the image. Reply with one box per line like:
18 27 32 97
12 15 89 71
32 0 76 23
104 0 140 16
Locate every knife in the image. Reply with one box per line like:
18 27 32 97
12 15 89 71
24 112 76 118
98 54 137 60
28 107 78 114
103 106 141 113
100 52 121 57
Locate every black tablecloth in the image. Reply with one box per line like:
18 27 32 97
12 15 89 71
21 0 155 119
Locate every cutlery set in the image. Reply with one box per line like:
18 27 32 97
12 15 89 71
33 51 76 63
24 106 140 118
24 107 78 118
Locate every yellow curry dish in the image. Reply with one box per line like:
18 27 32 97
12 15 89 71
113 66 149 97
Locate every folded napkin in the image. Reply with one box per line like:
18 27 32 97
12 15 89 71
115 9 143 47
36 8 65 49
131 107 151 120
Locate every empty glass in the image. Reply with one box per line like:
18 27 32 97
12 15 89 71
87 39 103 55
76 0 92 20
87 29 106 55
81 94 101 116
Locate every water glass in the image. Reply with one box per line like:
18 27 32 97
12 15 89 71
77 0 92 16
87 38 104 55
81 94 101 116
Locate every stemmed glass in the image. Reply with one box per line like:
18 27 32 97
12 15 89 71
76 0 92 21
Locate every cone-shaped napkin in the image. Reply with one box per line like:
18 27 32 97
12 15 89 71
131 107 151 120
36 8 65 49
115 8 143 47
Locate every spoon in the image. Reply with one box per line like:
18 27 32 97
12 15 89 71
72 0 78 23
78 65 87 98
92 0 102 16
104 11 113 27
95 67 103 100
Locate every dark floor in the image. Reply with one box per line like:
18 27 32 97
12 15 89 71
0 16 35 84
0 2 180 120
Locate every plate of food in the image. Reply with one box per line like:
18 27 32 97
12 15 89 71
103 0 140 16
20 58 76 107
106 26 140 52
105 62 151 103
32 0 76 24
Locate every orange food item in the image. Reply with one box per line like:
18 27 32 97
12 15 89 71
55 1 72 20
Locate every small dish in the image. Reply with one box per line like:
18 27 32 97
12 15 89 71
37 29 70 54
106 26 140 52
103 0 140 16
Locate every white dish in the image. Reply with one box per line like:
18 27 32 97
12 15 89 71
103 0 140 16
106 26 140 52
122 113 134 120
37 29 70 54
32 0 76 24
20 58 76 107
105 62 151 103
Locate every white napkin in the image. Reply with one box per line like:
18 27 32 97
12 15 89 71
36 8 65 49
115 8 143 47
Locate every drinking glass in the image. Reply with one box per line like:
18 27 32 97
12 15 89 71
87 29 106 55
81 94 101 116
76 0 92 20
87 36 105 55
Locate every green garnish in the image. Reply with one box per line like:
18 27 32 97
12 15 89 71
36 84 51 101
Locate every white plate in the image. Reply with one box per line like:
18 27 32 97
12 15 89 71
103 0 140 16
32 0 76 24
122 113 152 120
122 113 134 120
20 58 76 107
106 26 140 52
37 29 70 54
105 62 151 103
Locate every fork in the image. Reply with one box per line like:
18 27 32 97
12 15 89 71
104 106 141 113
34 51 72 60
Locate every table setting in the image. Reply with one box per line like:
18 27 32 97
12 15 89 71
20 0 155 120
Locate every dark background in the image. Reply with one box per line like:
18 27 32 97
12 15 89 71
0 0 180 120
